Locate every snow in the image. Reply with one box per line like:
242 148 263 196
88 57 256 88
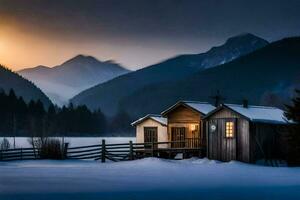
225 104 288 124
1 158 300 200
184 101 216 114
0 137 135 148
131 114 167 126
151 116 167 125
161 101 215 116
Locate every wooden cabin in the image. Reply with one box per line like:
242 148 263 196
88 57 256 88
161 101 215 149
131 114 168 148
204 103 289 163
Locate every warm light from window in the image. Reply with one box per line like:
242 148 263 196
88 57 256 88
191 124 197 131
225 122 234 138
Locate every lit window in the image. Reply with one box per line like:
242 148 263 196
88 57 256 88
225 121 234 138
190 124 198 132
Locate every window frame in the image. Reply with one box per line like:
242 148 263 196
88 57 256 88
225 120 236 139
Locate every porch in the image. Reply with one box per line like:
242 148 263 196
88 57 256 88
138 138 206 159
144 137 205 149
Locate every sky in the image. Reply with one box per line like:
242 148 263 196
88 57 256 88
0 0 300 71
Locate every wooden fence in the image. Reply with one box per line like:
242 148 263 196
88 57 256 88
0 147 40 161
66 138 205 162
67 140 144 162
0 138 205 162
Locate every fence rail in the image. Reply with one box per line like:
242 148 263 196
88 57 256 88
0 148 39 161
66 138 205 162
0 138 205 162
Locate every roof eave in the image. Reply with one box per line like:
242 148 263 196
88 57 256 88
131 116 167 127
203 104 251 121
161 101 206 117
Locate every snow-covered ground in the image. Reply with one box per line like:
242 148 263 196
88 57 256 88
0 158 300 200
0 137 135 148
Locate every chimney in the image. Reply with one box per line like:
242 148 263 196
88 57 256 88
242 99 248 108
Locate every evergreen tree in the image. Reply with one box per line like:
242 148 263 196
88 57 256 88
285 89 300 166
8 89 18 135
0 90 107 136
16 97 28 134
46 104 57 135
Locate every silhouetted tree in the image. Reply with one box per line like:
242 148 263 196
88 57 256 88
0 89 107 137
285 89 300 166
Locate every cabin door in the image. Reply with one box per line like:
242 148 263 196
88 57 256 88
171 127 186 148
144 127 158 149
208 119 237 161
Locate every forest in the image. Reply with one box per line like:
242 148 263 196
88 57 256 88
0 89 133 137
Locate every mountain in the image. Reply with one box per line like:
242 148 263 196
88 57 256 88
119 37 300 118
18 55 130 105
0 64 52 106
71 33 269 116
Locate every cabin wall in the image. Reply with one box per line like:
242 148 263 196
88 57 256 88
136 119 168 148
167 123 202 140
250 123 284 162
166 105 202 140
168 106 201 123
237 118 250 162
207 109 250 162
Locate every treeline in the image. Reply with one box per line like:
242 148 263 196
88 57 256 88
0 89 108 136
0 89 134 136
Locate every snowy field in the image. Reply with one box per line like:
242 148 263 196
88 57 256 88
0 137 135 148
1 158 300 200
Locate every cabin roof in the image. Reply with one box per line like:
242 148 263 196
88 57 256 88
204 104 289 124
131 114 167 126
161 101 216 116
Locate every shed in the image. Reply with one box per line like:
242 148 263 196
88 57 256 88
131 114 168 148
204 103 289 163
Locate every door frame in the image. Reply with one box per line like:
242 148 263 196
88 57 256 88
171 127 186 148
144 127 158 149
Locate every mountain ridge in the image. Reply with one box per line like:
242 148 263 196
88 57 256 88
0 64 52 107
18 55 131 106
119 36 300 118
71 33 269 116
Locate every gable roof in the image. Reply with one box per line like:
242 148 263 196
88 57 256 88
161 101 215 116
131 114 167 126
204 104 289 124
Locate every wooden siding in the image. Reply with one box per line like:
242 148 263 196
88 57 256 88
167 105 201 123
250 123 283 162
136 118 168 148
207 108 250 162
237 118 250 162
165 105 205 148
210 108 241 119
168 123 200 140
208 119 237 161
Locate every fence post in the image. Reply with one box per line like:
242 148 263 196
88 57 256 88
33 145 37 159
151 141 154 157
0 150 2 161
101 139 106 163
129 141 133 160
62 143 69 160
21 148 23 160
